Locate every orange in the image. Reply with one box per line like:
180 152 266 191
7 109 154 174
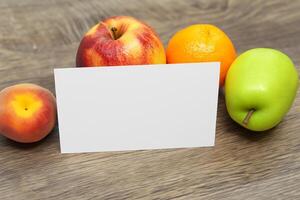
166 24 237 86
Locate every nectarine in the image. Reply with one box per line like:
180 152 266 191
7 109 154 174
0 83 56 143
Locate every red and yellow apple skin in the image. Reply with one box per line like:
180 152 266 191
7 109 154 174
76 16 166 67
0 83 56 143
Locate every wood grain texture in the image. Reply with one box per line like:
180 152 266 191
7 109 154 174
0 0 300 199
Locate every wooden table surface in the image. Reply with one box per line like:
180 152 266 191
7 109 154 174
1 0 300 199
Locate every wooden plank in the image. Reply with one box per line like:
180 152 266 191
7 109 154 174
0 0 299 199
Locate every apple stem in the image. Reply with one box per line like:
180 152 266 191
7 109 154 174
111 27 118 40
243 109 255 126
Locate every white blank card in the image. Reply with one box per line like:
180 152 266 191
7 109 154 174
54 63 219 153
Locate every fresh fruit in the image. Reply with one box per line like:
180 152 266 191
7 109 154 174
225 48 299 131
0 83 57 143
166 24 236 86
76 16 166 67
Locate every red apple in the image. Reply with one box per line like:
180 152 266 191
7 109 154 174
76 16 166 67
0 83 56 143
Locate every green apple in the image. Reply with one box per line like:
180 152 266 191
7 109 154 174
225 48 299 131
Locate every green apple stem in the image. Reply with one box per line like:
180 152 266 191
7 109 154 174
242 109 255 126
111 27 118 40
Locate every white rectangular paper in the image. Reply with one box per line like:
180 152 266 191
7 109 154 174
54 63 219 153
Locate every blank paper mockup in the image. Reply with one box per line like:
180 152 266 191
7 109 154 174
54 63 219 153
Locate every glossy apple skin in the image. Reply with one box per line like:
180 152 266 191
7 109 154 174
225 48 299 131
76 16 166 67
0 83 57 143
